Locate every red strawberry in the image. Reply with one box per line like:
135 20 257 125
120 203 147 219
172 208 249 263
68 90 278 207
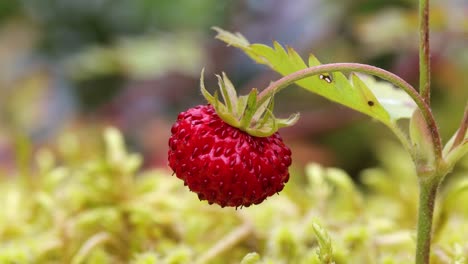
168 104 292 207
168 72 298 207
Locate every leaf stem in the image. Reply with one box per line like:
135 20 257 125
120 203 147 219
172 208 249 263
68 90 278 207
257 63 442 160
415 177 440 264
419 0 431 103
389 124 414 157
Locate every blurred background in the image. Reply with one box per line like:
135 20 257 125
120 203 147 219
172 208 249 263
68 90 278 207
0 0 467 176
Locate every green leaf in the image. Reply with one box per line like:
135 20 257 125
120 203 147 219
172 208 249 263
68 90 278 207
213 27 417 126
351 74 391 123
359 74 417 121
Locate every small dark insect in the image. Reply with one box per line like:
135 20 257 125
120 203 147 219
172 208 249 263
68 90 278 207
319 74 333 83
367 101 375 106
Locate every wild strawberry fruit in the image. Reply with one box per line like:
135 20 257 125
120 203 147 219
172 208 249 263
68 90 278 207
168 72 299 207
168 104 292 207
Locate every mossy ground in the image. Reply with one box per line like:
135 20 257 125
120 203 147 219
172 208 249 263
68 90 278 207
0 128 466 264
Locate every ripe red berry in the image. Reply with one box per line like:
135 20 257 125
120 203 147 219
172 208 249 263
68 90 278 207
168 105 292 208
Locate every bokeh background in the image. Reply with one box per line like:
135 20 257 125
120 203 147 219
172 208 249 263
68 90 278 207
0 0 467 176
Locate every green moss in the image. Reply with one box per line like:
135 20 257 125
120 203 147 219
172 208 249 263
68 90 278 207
0 128 466 263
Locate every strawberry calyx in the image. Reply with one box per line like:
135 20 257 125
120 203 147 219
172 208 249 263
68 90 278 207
200 70 299 137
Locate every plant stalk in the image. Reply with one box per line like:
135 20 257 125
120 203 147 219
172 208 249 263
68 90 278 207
415 177 440 264
256 63 442 160
415 0 437 262
450 102 468 151
419 0 431 103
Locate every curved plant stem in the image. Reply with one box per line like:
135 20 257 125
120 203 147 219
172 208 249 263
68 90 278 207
257 62 442 161
419 0 431 103
415 177 440 264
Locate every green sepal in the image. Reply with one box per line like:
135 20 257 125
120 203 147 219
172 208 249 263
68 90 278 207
276 113 300 129
255 98 274 130
216 72 237 113
248 108 277 137
251 97 271 124
200 70 296 137
240 89 258 129
213 90 221 112
200 70 215 104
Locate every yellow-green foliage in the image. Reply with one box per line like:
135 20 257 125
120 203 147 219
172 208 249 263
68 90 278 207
0 128 466 263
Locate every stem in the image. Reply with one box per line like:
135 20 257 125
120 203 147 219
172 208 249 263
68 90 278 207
415 177 440 264
416 3 436 262
450 102 468 151
257 63 442 160
419 0 431 103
